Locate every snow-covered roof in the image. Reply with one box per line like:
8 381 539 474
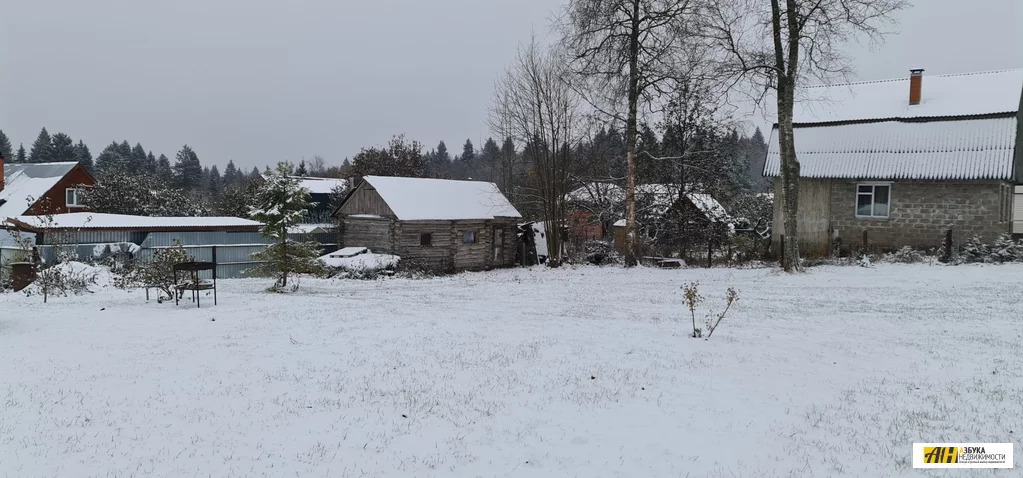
288 223 335 234
765 117 1017 180
566 183 625 204
0 162 81 220
6 212 261 231
793 69 1023 124
766 69 1023 180
360 176 521 221
634 184 731 222
292 176 347 195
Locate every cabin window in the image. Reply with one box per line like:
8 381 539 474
65 187 85 207
462 231 477 244
855 183 890 218
420 232 433 246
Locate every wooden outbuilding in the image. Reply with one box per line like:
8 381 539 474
333 176 522 272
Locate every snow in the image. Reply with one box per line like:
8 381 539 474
566 182 625 204
91 242 142 258
362 176 521 221
765 117 1017 180
319 249 399 270
2 263 1022 476
288 223 334 234
9 212 262 230
0 162 81 220
292 176 347 195
792 68 1023 124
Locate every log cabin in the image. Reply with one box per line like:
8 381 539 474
332 176 522 272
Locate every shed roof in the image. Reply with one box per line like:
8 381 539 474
766 69 1023 180
355 176 521 221
6 212 262 232
0 162 82 219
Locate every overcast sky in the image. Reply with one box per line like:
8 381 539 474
2 0 1021 171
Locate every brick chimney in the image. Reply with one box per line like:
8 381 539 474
909 69 924 105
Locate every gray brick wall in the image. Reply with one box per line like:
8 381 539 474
829 180 1011 251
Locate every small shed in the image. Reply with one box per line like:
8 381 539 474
333 176 522 272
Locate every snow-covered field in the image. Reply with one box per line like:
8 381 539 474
1 264 1021 477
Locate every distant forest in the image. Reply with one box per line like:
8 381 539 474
0 125 769 219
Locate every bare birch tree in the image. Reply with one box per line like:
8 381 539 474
490 40 580 267
702 0 908 271
560 0 702 267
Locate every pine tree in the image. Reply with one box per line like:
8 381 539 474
0 129 13 161
248 162 325 289
296 160 308 176
460 139 476 178
249 167 261 181
28 128 54 163
156 154 173 183
16 144 27 163
73 140 93 171
50 133 76 162
173 145 204 190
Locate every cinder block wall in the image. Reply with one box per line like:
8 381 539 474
829 180 1010 250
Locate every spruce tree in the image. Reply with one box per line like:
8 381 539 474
130 143 147 173
248 162 324 290
297 160 308 176
480 138 500 182
0 129 13 161
73 140 93 171
207 165 222 198
16 144 27 163
223 160 239 188
95 141 126 173
173 145 204 190
156 154 173 184
144 151 158 172
50 133 76 162
28 127 54 163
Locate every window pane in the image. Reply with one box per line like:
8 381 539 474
420 233 432 246
67 189 74 204
462 231 477 244
858 185 872 194
873 186 889 217
857 193 873 216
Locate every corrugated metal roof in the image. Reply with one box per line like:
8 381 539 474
793 69 1023 124
7 212 262 231
765 117 1018 180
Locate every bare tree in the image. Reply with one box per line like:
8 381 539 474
702 0 908 271
560 0 702 267
490 39 581 267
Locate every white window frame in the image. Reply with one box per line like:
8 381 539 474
65 187 86 207
855 182 891 219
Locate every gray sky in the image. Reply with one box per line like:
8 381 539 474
2 0 1021 171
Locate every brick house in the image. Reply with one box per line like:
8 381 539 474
0 160 96 220
766 68 1023 255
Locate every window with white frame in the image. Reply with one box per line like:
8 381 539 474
65 187 86 207
856 183 890 218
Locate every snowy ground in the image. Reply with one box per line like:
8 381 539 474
1 263 1021 477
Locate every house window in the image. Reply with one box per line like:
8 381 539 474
420 232 433 246
855 183 890 218
65 188 85 207
462 231 477 244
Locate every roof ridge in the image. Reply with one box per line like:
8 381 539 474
801 68 1023 90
